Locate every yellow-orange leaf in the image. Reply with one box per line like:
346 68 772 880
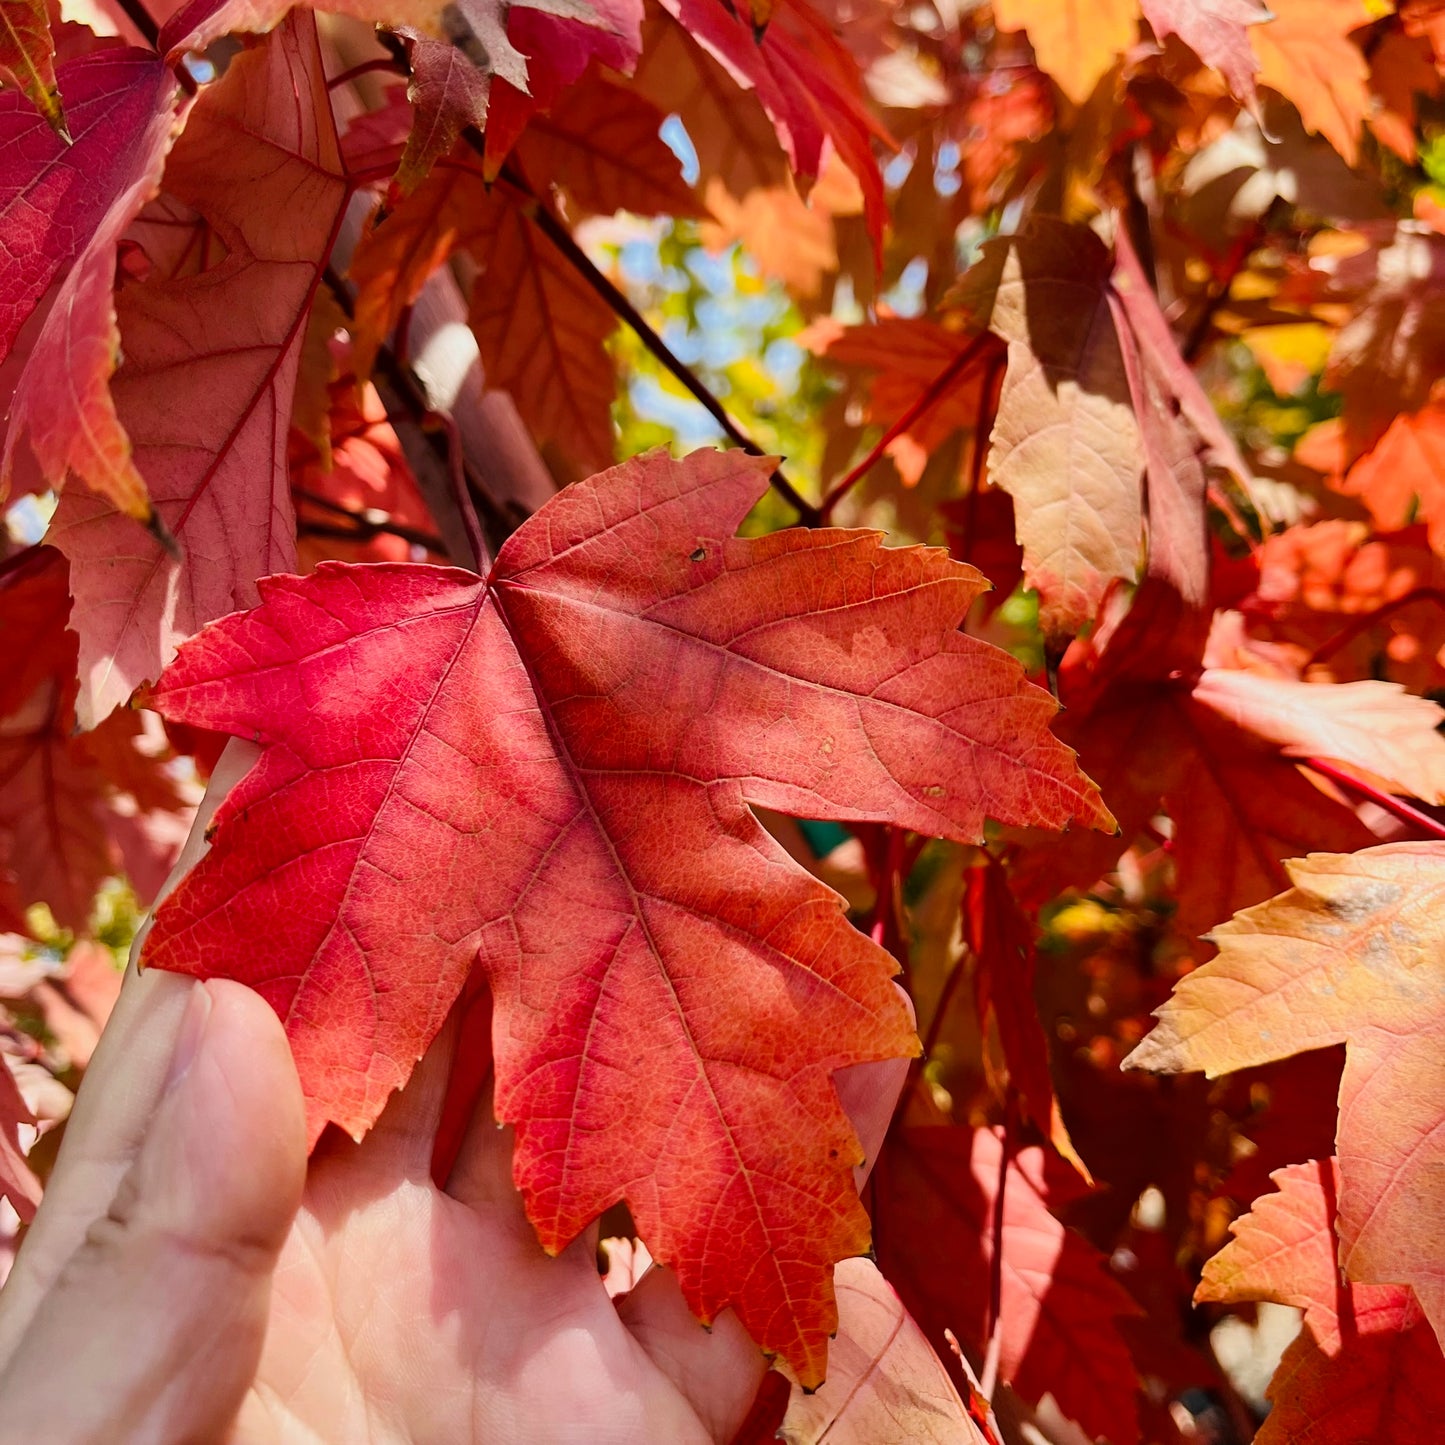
992 0 1138 105
1250 0 1372 165
1127 844 1445 1345
1199 1160 1445 1442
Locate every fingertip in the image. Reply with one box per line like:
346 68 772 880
148 978 307 1260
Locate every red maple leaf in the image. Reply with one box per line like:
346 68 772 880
0 47 173 367
144 447 1109 1382
29 13 347 725
1199 1159 1445 1441
872 1124 1143 1444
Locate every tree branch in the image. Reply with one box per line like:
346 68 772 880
490 165 822 525
293 487 447 554
1302 587 1445 670
817 332 995 522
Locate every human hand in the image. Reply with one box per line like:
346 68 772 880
0 743 907 1443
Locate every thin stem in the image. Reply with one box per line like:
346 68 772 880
1303 587 1445 670
293 487 447 553
322 264 511 563
114 0 158 46
493 167 822 525
866 824 909 964
328 57 404 90
1182 215 1269 364
917 948 967 1071
817 332 994 522
981 1099 1016 1402
431 408 491 572
1307 756 1445 840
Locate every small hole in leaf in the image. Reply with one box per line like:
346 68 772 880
689 546 706 562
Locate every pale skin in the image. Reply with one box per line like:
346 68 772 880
0 744 907 1443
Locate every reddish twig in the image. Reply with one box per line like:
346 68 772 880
1303 587 1445 670
328 57 404 90
817 332 994 522
1306 757 1445 840
346 163 403 190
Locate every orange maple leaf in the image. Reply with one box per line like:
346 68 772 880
1129 845 1445 1346
1200 1160 1445 1440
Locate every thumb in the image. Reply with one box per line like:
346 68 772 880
0 980 306 1445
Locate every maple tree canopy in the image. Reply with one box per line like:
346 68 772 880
5 0 1445 1432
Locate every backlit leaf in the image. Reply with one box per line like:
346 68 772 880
1128 844 1445 1342
144 447 1110 1383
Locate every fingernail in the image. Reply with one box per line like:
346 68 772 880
166 985 213 1091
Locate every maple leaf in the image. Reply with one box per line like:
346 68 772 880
954 219 1141 638
991 0 1137 106
466 191 618 471
660 0 890 259
631 5 791 200
776 1258 985 1444
27 13 346 726
479 0 643 174
1198 1160 1445 1441
0 0 65 137
963 859 1086 1177
350 139 621 469
348 156 469 382
1244 520 1445 693
953 219 1235 639
1138 0 1267 117
1190 666 1445 803
1367 28 1440 163
698 155 859 301
512 67 701 218
0 547 188 928
392 33 490 198
143 448 1110 1382
1012 582 1383 943
1127 843 1445 1343
1337 397 1445 551
0 47 178 507
873 1125 1143 1444
1249 0 1371 165
1109 227 1255 601
805 316 1001 489
291 371 433 571
1298 223 1445 455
